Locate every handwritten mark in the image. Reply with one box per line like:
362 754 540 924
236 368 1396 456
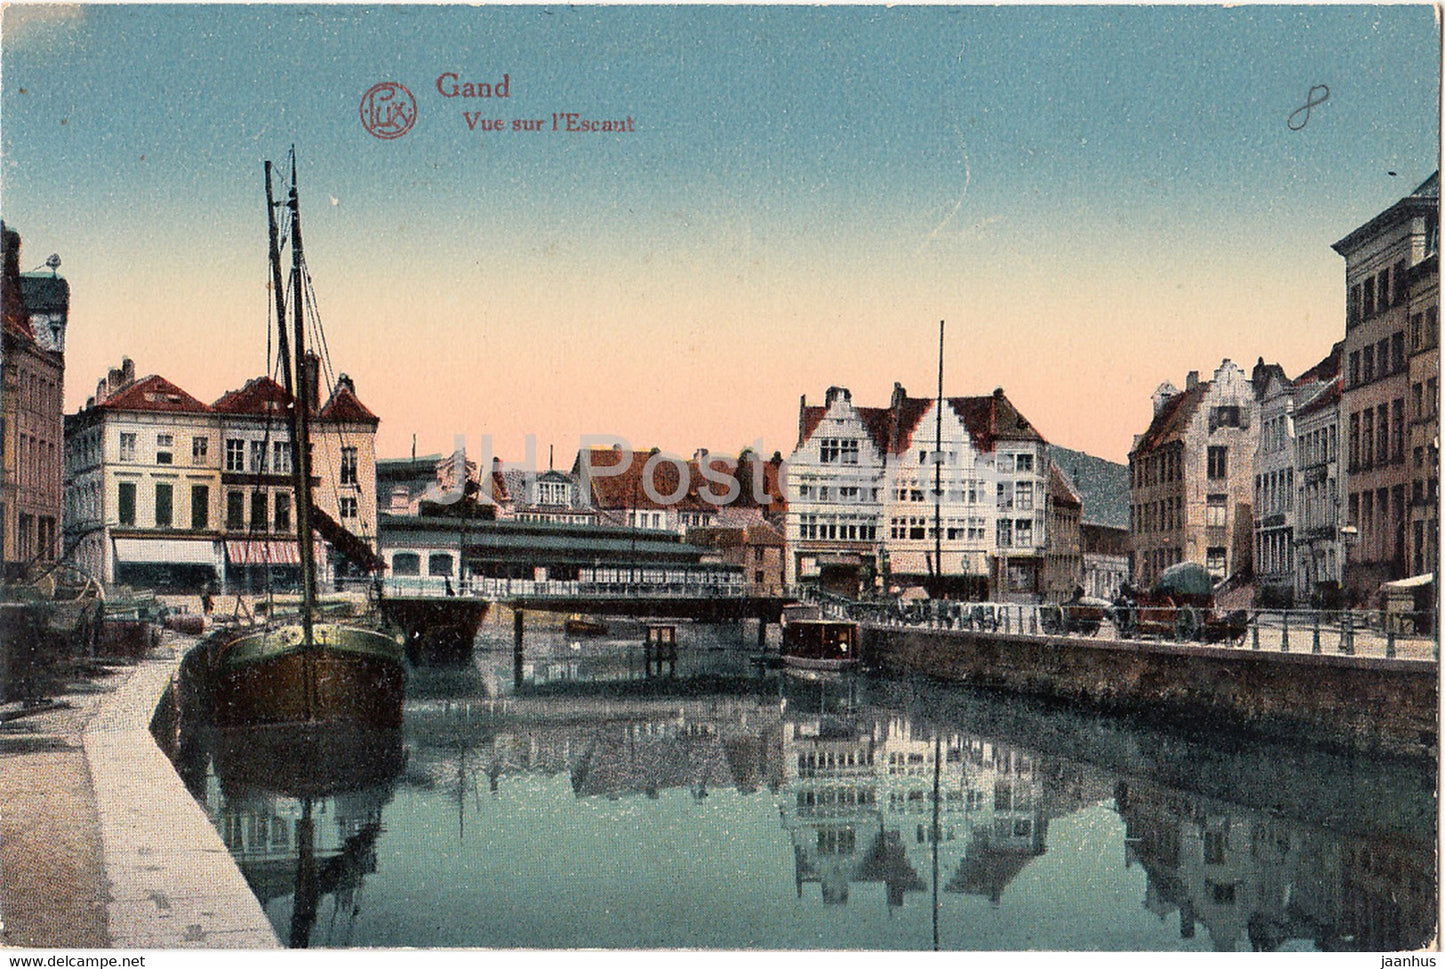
1287 84 1329 131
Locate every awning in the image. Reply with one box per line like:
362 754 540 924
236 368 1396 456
225 539 301 566
1383 573 1435 589
113 537 219 565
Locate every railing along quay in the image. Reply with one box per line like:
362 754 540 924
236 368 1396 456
817 593 1438 664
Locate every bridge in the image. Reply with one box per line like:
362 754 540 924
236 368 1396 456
378 574 793 621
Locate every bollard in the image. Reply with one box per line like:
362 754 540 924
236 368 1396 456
1312 613 1321 654
1030 608 1038 635
1252 618 1260 650
1002 608 1010 634
1386 627 1396 659
1280 613 1289 652
1341 613 1354 655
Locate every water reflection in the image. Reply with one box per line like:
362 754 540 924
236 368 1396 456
166 620 1436 951
172 724 404 947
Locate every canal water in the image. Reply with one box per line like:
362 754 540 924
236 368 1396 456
162 612 1437 951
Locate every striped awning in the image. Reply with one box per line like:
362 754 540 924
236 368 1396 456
225 539 302 566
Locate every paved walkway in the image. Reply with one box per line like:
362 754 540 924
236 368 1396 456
2 639 278 949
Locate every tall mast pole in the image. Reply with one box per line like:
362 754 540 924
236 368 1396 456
934 320 944 597
287 152 317 650
265 162 294 399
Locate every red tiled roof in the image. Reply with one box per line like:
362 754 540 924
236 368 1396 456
1131 383 1207 457
896 392 1046 456
580 447 782 512
97 374 213 414
796 401 893 456
318 382 379 425
212 376 291 416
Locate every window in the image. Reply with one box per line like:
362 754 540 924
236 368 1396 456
1392 332 1405 374
225 439 246 472
997 519 1012 548
1363 345 1375 383
340 446 359 485
1015 518 1033 546
156 434 174 465
1364 276 1376 317
274 493 291 533
1378 268 1390 312
227 491 245 530
1212 406 1240 428
1015 481 1034 511
119 432 137 463
339 495 358 519
273 441 291 475
1206 494 1227 527
1207 446 1227 479
819 438 858 464
1015 453 1033 473
154 483 173 528
118 482 136 526
250 491 268 531
428 553 454 576
1392 399 1404 461
1349 351 1361 388
392 552 421 576
249 440 267 474
1206 547 1227 578
191 485 209 530
192 436 208 466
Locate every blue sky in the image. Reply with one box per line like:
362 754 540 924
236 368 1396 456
2 3 1439 463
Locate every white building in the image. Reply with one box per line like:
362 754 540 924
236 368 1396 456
787 383 1049 599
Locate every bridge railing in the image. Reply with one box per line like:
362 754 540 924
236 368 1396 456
860 597 1437 661
473 576 752 600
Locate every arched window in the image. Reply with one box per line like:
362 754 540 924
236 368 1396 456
392 552 421 576
428 553 455 577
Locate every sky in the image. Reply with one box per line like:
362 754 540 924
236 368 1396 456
1 3 1439 466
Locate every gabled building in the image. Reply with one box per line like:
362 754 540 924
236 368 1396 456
1404 251 1439 579
2 224 67 577
1290 343 1345 605
64 359 382 591
787 383 1049 599
1129 360 1260 588
1043 464 1083 602
65 360 221 587
574 445 782 536
1332 172 1439 598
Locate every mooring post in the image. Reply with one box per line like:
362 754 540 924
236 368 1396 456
513 608 525 689
1312 613 1321 654
1341 612 1353 655
1280 612 1289 652
1251 617 1260 650
1386 626 1397 659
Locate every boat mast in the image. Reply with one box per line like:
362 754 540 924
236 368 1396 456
934 320 944 596
286 152 318 649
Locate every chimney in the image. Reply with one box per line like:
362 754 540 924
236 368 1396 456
120 356 134 387
1185 371 1199 391
891 382 907 410
303 351 321 411
336 372 356 397
825 385 850 407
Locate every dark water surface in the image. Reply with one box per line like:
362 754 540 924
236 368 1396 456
164 614 1437 951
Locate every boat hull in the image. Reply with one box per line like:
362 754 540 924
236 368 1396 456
381 597 490 664
188 621 406 729
780 655 859 673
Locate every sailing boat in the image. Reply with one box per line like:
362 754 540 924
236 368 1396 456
181 152 406 729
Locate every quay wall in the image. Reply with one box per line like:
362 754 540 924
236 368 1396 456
82 650 280 948
862 624 1439 759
